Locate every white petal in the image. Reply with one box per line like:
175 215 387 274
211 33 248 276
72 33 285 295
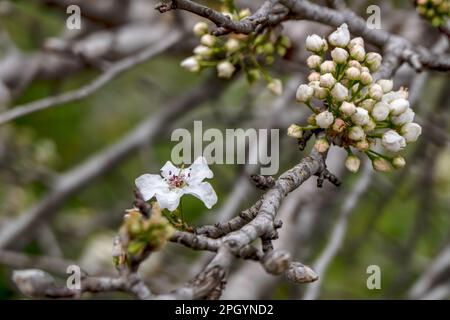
135 174 167 201
185 156 213 185
155 189 183 212
183 182 218 209
160 161 181 180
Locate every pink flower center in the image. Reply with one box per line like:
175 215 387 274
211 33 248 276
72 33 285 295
165 169 191 188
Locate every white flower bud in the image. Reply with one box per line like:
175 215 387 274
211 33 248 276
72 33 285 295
306 34 326 52
355 139 370 151
348 37 364 49
320 60 336 74
201 34 216 47
316 110 334 128
348 60 362 69
360 72 373 85
382 130 406 152
331 47 349 64
373 158 392 172
377 79 393 93
382 89 408 103
287 124 303 138
193 45 212 57
217 61 235 79
401 123 422 143
389 98 409 116
180 56 200 72
363 118 377 132
320 73 336 89
312 84 328 99
332 118 346 133
308 72 321 82
369 84 383 100
351 107 370 126
371 101 390 121
360 99 376 112
193 22 208 36
314 138 330 153
331 83 348 101
361 66 370 73
225 38 240 53
306 55 323 69
350 45 366 62
348 126 365 141
391 108 415 126
296 84 314 102
346 67 360 80
328 23 350 47
345 155 361 173
340 101 356 116
365 52 382 72
268 79 283 95
392 156 406 169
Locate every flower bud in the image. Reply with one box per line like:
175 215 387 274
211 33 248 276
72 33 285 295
360 99 376 112
201 34 216 47
360 72 373 85
320 73 336 89
373 158 392 172
296 84 314 102
268 79 283 95
369 84 383 100
365 52 382 72
331 47 349 64
320 60 336 74
217 61 235 79
355 139 370 151
332 118 346 133
316 110 334 128
350 45 366 62
308 72 321 82
346 67 360 80
348 126 365 141
401 123 422 143
371 101 390 121
348 60 362 69
348 37 364 49
225 38 240 53
382 130 406 152
363 118 376 132
328 23 350 47
331 83 348 101
313 85 328 99
345 155 361 173
377 79 393 93
314 138 329 153
287 124 303 138
180 56 200 72
306 55 323 69
306 34 326 52
391 108 415 126
389 98 409 116
340 101 356 116
392 156 406 169
351 107 370 126
193 22 208 36
193 45 212 57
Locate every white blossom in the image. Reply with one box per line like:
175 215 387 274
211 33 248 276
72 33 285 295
360 99 376 111
392 156 406 169
306 34 326 52
345 155 361 173
316 110 334 128
389 98 409 116
401 123 422 143
135 156 218 211
348 126 365 141
193 45 212 57
369 84 383 100
382 130 406 152
180 57 200 72
351 107 370 126
306 55 323 69
373 157 392 172
193 22 208 36
320 73 336 88
331 83 349 101
340 101 356 116
200 34 216 47
287 124 303 138
377 79 393 93
296 84 314 102
391 108 415 126
328 23 350 47
346 67 360 80
371 102 390 121
331 47 349 63
225 38 240 53
360 72 373 85
365 52 382 71
268 79 283 95
350 45 366 62
217 61 235 79
348 37 364 49
320 60 336 74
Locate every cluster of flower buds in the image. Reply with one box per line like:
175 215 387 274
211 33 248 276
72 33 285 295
288 24 422 173
416 0 449 27
180 4 290 95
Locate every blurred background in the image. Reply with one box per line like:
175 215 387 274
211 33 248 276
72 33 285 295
0 0 449 299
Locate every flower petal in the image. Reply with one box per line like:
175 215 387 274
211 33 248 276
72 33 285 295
183 182 218 209
155 189 183 212
135 174 167 201
160 161 181 180
185 156 213 185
